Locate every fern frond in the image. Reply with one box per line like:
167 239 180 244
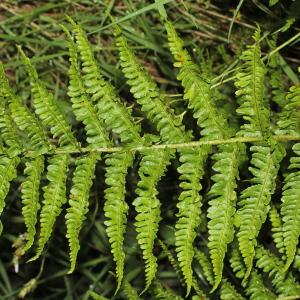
165 22 245 291
68 18 142 146
237 142 285 279
165 21 228 139
293 248 300 271
160 242 206 298
230 246 277 300
0 155 20 218
115 26 189 144
0 62 51 156
66 152 99 273
276 78 300 135
123 280 140 300
268 204 285 255
207 143 242 291
30 154 69 261
62 25 111 148
220 279 245 300
18 47 79 149
246 271 277 300
280 143 300 270
235 27 270 138
194 249 214 286
152 280 183 300
21 156 44 252
207 151 243 286
133 149 173 291
88 290 108 300
229 247 245 280
175 147 208 294
104 151 134 291
0 82 22 157
268 39 287 109
255 245 300 297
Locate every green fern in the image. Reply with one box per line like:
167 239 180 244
255 245 300 297
237 142 285 279
166 21 244 291
62 25 111 149
66 152 99 273
0 15 299 300
207 143 243 291
104 151 134 291
68 18 143 146
115 25 189 144
0 62 51 157
220 280 245 300
21 156 44 252
88 290 108 300
175 147 208 294
123 280 140 300
276 80 300 136
160 242 207 298
230 246 277 300
165 21 228 139
30 154 69 261
133 149 173 291
152 280 184 300
194 249 214 286
18 47 79 150
280 143 300 270
268 204 285 255
0 155 20 220
235 27 270 138
0 70 22 157
234 27 287 279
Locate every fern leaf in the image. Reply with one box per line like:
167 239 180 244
276 78 300 135
0 62 51 156
123 280 140 300
165 21 228 139
0 155 20 217
62 25 111 148
66 152 99 273
160 242 206 298
293 248 300 271
133 149 173 291
268 39 287 109
280 143 300 270
68 18 142 146
194 249 214 286
165 23 245 291
88 290 108 300
255 245 300 297
268 204 285 255
104 151 134 291
235 27 270 138
18 47 79 149
237 142 285 279
246 271 277 300
0 85 22 157
115 26 189 144
208 143 242 291
152 280 183 300
220 279 245 300
175 147 208 294
30 154 69 261
230 246 277 300
21 156 44 252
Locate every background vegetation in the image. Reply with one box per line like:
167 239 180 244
0 0 299 299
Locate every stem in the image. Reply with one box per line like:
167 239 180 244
33 135 300 155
